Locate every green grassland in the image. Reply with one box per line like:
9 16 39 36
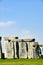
0 59 43 65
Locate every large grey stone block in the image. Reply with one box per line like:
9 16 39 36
19 40 27 58
4 40 14 58
28 42 39 59
4 36 19 59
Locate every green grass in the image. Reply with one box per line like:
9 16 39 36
0 59 43 65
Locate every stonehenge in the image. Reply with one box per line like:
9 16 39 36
3 36 41 59
0 36 43 59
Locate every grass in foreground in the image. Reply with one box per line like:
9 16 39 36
0 59 43 65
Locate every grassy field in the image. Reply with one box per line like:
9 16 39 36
0 59 43 65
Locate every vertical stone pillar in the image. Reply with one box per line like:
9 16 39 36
4 40 14 59
0 37 2 58
28 42 39 59
14 37 19 58
32 42 39 58
4 40 8 58
19 40 27 58
7 40 14 58
28 42 32 59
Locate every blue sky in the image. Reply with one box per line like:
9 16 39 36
0 0 43 43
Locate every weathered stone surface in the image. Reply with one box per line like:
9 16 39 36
0 37 2 58
39 45 43 47
4 37 15 58
37 44 43 55
4 37 41 59
4 40 14 58
4 37 35 42
4 36 19 59
28 42 39 59
19 41 27 58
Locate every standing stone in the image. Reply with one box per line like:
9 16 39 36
0 37 2 58
4 40 14 58
19 40 27 58
28 42 39 59
4 37 15 59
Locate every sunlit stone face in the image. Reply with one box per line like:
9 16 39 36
19 42 27 58
4 37 19 59
28 42 39 59
5 41 14 58
4 37 41 59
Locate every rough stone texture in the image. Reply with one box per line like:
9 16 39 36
19 42 27 58
28 42 39 59
4 37 19 59
4 37 41 59
4 37 15 58
4 40 14 58
4 37 35 42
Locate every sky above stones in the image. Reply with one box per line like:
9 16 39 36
0 0 43 44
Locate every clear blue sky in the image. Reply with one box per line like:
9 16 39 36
0 0 43 43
